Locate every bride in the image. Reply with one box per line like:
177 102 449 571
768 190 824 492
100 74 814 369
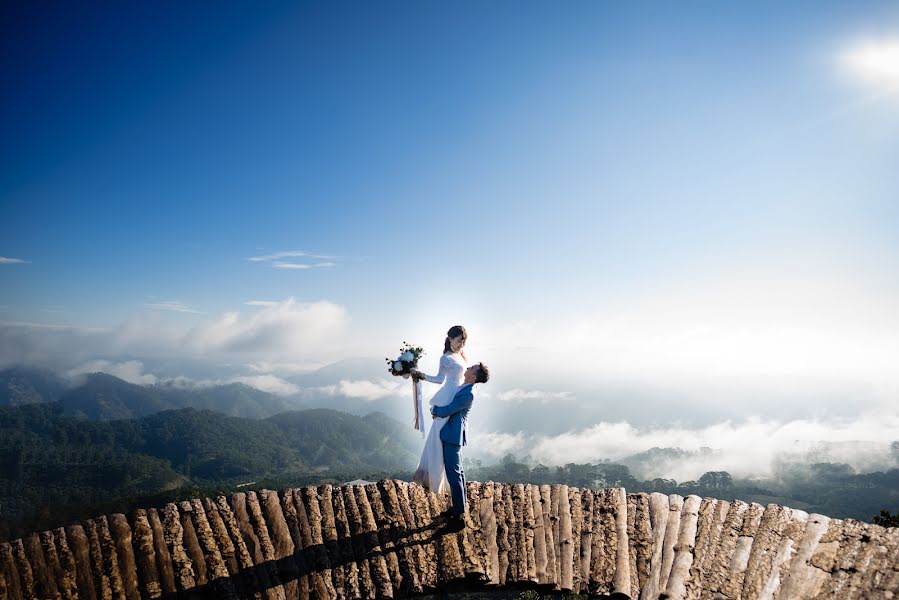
411 324 468 494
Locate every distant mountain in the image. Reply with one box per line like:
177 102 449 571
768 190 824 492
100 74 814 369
58 372 174 420
286 357 414 421
0 367 68 406
287 356 387 387
59 372 308 420
0 368 306 420
156 381 306 419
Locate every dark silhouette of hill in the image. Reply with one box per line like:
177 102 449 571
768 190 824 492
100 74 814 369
0 367 306 419
0 366 68 406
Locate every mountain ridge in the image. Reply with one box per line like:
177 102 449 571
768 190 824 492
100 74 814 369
0 367 307 419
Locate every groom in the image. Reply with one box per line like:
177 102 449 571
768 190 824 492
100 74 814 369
431 362 490 532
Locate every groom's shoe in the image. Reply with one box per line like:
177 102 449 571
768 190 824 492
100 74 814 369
443 514 466 533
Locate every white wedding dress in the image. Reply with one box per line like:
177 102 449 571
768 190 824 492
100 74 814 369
412 352 466 494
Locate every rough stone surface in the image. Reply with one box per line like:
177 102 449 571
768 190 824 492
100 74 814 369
161 503 195 592
2 480 895 599
146 508 176 596
660 494 701 600
640 492 670 600
131 509 162 599
64 524 96 600
108 513 140 600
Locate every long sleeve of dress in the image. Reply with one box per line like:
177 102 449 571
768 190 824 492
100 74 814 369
421 354 450 384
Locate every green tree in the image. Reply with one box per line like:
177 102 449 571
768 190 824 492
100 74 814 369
872 509 899 528
698 471 734 492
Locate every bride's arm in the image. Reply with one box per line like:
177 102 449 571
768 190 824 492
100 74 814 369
417 354 449 384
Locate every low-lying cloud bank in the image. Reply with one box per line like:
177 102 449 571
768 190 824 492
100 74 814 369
472 414 899 482
67 359 159 385
64 360 304 396
55 356 409 403
0 298 350 370
314 379 402 402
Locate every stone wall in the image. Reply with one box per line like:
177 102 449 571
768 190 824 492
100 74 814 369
1 480 896 599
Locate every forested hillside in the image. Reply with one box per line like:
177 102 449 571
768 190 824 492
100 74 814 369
0 402 420 540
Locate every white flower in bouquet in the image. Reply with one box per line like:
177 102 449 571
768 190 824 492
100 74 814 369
385 341 424 378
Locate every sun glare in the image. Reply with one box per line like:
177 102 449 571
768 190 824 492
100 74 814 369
842 39 899 88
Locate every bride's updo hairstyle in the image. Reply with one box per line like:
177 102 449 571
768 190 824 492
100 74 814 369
443 324 467 360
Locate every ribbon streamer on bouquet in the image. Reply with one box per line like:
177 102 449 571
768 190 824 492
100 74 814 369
412 378 425 437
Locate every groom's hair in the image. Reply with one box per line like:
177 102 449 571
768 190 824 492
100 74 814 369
475 362 490 384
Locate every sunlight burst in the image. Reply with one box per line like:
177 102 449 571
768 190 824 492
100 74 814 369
842 39 899 88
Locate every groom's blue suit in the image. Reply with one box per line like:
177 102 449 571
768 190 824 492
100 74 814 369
431 383 474 516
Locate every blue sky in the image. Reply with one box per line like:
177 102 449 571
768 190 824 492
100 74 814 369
2 2 899 452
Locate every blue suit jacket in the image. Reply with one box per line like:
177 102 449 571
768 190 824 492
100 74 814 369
431 384 474 446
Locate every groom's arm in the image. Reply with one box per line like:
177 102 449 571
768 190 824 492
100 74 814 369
431 390 473 418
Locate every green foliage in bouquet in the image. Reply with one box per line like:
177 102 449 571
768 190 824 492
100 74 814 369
385 341 425 380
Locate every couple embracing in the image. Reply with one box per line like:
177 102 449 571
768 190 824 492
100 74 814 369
411 325 490 532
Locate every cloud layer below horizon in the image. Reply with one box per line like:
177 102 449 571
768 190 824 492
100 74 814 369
473 413 899 481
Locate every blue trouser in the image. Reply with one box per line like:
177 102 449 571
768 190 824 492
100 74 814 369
442 441 466 515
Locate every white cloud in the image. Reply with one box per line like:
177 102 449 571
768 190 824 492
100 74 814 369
498 388 573 404
247 249 334 261
521 414 899 481
473 431 527 459
310 378 402 401
67 360 158 385
246 249 337 270
335 378 401 401
272 261 335 270
245 300 279 307
183 297 348 358
144 300 201 314
0 322 111 369
0 257 29 264
245 360 325 375
229 374 299 396
483 266 899 397
0 297 350 370
157 373 298 396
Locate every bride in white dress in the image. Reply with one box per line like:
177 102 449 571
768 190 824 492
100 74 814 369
411 325 468 494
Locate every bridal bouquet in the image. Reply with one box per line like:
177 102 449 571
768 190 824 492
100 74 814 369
386 341 427 436
386 342 425 379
